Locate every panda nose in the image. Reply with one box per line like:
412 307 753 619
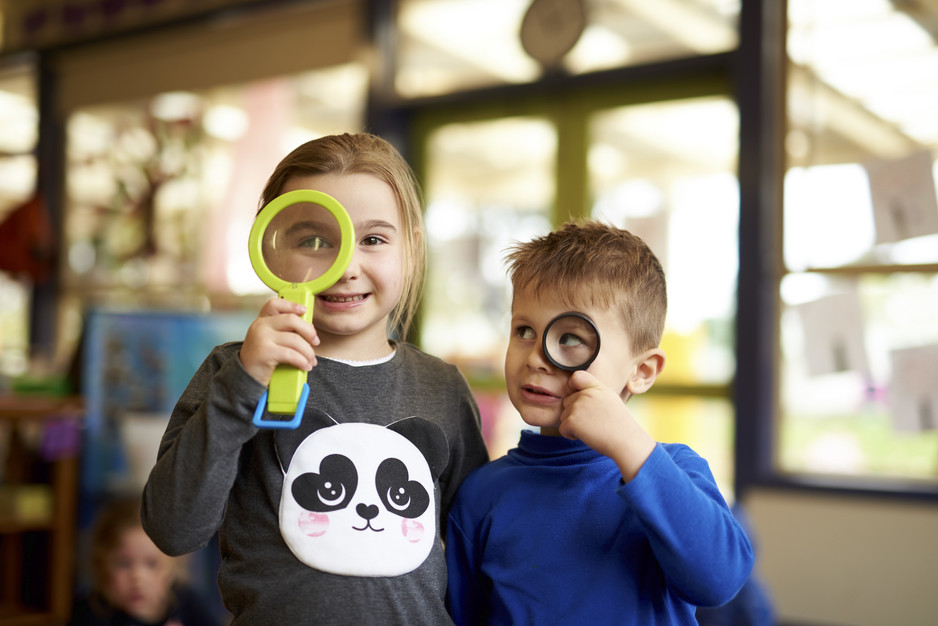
356 503 379 520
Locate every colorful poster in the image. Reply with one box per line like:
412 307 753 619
80 309 254 494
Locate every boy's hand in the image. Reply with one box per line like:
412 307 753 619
559 370 656 482
239 297 319 386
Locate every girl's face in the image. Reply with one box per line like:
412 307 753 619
104 527 175 622
280 173 406 360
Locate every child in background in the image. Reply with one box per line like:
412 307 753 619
69 498 218 626
142 133 489 624
446 221 753 625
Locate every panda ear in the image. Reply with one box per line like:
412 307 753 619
386 417 449 480
274 409 339 472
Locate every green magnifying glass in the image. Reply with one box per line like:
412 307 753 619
248 189 355 429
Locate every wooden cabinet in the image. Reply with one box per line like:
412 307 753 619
0 396 82 626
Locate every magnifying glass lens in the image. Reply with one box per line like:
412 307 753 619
262 202 343 284
543 313 600 371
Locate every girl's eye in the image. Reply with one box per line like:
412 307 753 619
299 236 333 250
361 235 387 246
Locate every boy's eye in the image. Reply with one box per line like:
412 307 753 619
111 557 132 571
559 332 584 348
516 326 536 340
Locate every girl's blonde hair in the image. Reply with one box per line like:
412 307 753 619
259 132 426 340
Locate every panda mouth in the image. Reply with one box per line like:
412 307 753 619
353 520 385 532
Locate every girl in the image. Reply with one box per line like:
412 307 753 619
141 133 489 624
69 498 218 626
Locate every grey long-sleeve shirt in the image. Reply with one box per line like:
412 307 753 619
142 342 489 625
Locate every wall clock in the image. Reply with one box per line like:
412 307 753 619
519 0 588 69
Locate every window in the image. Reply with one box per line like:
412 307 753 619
778 0 938 485
589 96 739 493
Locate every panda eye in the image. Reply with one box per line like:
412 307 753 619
386 486 410 512
375 458 430 519
292 454 358 512
317 481 346 506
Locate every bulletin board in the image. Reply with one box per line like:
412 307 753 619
80 308 254 499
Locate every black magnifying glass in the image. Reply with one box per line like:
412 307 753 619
542 312 601 372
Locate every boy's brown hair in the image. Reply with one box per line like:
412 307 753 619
505 220 667 354
259 132 426 340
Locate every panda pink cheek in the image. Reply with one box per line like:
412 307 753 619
298 512 329 537
401 519 425 543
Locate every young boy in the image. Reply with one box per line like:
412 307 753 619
445 221 754 625
70 498 219 626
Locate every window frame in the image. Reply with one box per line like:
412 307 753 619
733 0 938 501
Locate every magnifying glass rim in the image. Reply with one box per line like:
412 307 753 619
248 189 355 293
542 311 601 372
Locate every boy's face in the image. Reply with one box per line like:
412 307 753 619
105 527 175 622
505 285 646 434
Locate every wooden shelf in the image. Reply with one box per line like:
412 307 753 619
0 395 83 626
0 516 55 534
0 396 83 420
0 604 52 626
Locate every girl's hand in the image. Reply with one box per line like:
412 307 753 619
239 297 320 386
559 370 656 482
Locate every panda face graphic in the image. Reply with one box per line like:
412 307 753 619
278 419 446 577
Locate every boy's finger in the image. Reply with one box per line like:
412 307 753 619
567 370 601 392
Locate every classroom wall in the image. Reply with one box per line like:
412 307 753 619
744 488 938 626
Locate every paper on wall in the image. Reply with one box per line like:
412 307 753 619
888 345 938 432
795 291 870 378
864 150 938 244
623 212 670 275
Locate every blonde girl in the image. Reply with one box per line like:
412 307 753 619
142 133 488 625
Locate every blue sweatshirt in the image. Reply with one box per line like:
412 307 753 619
446 431 754 625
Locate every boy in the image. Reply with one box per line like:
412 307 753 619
70 498 219 625
445 221 753 625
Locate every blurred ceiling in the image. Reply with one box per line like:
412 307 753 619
396 0 937 166
0 0 935 181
